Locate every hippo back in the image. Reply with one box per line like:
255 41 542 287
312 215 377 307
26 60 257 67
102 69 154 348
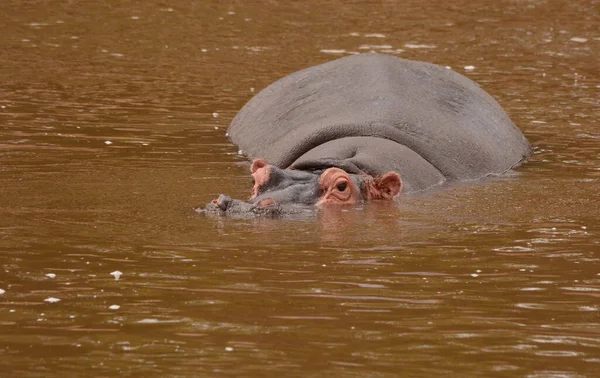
227 53 531 192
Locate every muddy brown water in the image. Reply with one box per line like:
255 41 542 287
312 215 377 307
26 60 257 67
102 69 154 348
1 0 599 376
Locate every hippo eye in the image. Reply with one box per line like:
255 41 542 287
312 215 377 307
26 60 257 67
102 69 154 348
251 177 256 185
336 182 347 192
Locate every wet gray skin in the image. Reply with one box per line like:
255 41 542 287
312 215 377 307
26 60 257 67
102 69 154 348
203 194 287 218
252 166 321 206
202 165 364 217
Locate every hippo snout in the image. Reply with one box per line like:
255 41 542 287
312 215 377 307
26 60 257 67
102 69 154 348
201 194 288 218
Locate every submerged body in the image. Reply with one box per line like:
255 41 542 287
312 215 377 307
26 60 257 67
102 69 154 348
205 53 531 216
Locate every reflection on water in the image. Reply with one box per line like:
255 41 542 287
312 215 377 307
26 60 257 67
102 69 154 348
1 0 599 376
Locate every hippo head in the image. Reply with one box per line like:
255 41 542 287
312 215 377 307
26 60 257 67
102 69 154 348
203 159 402 217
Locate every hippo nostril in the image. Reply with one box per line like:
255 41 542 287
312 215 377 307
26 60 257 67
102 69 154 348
216 194 233 211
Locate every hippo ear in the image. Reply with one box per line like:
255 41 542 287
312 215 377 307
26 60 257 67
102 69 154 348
373 172 402 199
251 159 268 173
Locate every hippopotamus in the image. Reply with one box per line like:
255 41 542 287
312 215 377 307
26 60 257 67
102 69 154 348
204 53 531 217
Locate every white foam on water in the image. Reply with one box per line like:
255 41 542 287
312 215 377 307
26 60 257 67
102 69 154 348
358 45 392 50
110 270 123 280
138 318 159 324
320 49 346 54
404 43 436 49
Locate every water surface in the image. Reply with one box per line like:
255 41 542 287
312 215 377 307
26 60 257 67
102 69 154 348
1 0 599 376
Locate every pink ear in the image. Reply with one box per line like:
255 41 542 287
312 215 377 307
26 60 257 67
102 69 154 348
374 172 402 199
251 159 268 173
